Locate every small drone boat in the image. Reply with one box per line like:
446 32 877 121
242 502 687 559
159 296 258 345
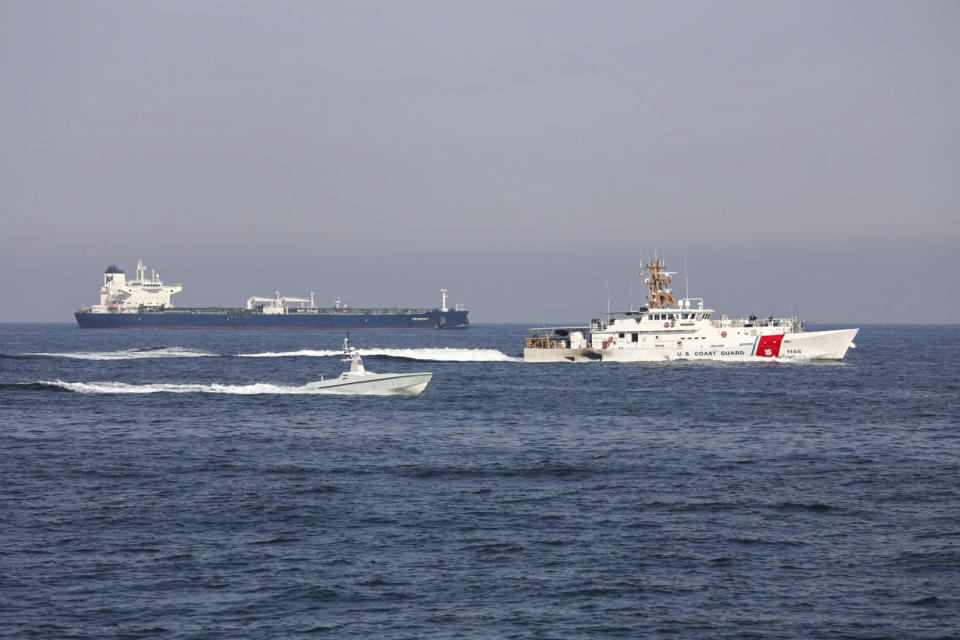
306 337 433 395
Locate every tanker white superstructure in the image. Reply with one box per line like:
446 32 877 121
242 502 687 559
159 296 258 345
90 260 182 312
524 254 858 363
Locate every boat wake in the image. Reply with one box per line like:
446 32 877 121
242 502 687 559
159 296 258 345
20 346 519 362
31 380 396 395
237 347 521 362
28 347 217 360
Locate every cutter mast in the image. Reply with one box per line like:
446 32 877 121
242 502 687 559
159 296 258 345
641 253 677 309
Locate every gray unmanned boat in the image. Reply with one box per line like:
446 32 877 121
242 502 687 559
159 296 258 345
305 338 433 395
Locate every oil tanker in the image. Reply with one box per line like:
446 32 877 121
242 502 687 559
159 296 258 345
74 260 469 330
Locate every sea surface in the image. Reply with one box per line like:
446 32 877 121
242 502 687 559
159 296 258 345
1 323 958 639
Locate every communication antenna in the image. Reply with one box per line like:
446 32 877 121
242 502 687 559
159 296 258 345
636 251 642 313
684 256 689 300
606 277 610 316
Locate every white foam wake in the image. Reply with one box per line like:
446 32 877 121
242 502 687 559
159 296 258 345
237 349 340 358
238 347 521 362
42 380 355 395
30 347 217 360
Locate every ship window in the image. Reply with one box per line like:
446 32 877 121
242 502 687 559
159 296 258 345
631 333 638 342
618 333 625 338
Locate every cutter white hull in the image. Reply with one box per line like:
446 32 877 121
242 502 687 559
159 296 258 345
523 347 601 362
600 328 858 362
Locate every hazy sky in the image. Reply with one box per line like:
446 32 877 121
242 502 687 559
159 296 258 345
2 0 958 323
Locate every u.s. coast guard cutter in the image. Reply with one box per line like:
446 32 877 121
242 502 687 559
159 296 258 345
524 254 858 363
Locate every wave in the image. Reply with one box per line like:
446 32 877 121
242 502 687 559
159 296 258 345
32 380 377 395
237 347 521 362
27 347 217 360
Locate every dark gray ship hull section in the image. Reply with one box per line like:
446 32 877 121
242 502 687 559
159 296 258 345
75 308 469 329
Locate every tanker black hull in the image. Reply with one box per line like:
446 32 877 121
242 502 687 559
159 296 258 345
75 308 469 329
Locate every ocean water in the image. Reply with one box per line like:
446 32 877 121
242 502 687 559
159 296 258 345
1 323 958 639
